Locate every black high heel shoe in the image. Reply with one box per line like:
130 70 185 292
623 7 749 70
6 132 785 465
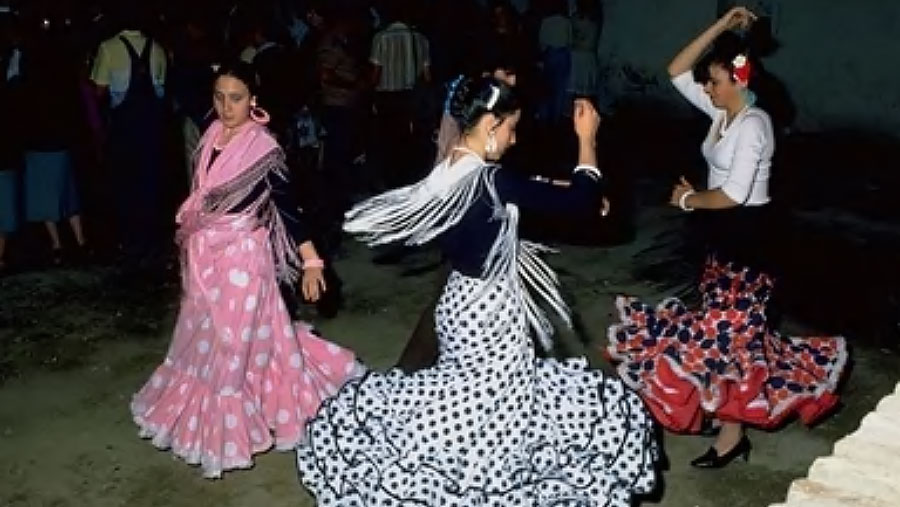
690 435 751 469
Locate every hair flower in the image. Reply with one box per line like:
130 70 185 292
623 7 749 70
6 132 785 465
731 54 751 84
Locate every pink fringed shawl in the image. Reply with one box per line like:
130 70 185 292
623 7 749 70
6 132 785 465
176 120 301 284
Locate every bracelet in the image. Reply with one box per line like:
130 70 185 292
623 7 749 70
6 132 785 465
302 258 325 270
678 190 696 212
573 164 602 181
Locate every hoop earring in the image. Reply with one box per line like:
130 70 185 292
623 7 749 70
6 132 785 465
485 132 498 154
250 105 270 125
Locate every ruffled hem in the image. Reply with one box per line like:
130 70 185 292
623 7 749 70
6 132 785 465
297 360 658 506
131 383 276 479
132 358 367 479
630 356 842 432
608 295 848 433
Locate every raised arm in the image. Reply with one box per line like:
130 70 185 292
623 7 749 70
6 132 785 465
497 99 604 215
667 6 757 78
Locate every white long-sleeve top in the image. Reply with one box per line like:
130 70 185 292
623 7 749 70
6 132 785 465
672 70 774 206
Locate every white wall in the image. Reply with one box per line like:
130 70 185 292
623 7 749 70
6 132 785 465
595 0 900 134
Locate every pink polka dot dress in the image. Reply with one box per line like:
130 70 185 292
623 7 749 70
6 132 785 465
130 121 363 478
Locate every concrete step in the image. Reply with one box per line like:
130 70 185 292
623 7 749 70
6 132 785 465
769 382 900 506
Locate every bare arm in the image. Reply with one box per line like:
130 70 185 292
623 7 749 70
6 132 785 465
667 6 757 78
683 188 739 210
574 99 599 168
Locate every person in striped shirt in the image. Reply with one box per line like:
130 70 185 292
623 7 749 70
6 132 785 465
368 1 432 188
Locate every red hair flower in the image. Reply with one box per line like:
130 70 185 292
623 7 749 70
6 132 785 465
732 54 751 84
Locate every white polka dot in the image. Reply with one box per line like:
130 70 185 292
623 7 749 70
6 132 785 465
228 356 241 372
188 416 198 431
208 287 221 302
325 382 336 393
277 409 290 424
179 383 188 395
264 380 273 393
326 343 343 356
225 414 238 429
345 362 359 374
250 429 263 443
197 340 210 354
283 325 295 338
228 269 250 288
244 401 256 415
225 245 237 257
244 295 258 311
220 386 236 396
320 364 332 376
289 353 302 369
151 375 164 388
224 441 238 457
255 353 269 367
256 325 272 340
241 327 252 342
201 267 214 279
220 327 233 343
200 317 211 330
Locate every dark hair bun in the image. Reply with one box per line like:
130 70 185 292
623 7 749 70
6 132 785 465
447 76 519 131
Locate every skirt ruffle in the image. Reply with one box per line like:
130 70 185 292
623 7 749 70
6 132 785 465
607 259 847 432
297 271 658 506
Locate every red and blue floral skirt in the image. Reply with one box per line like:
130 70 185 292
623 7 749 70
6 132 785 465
607 257 848 432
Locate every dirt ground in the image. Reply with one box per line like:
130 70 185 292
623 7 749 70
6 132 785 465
2 202 898 507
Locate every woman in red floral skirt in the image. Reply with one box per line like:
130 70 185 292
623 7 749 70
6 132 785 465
606 6 847 469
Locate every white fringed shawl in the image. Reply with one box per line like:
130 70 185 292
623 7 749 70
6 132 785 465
344 150 570 350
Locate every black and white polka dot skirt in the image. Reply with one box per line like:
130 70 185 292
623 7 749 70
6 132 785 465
297 271 658 506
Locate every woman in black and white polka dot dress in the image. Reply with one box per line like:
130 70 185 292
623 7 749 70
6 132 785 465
296 76 658 506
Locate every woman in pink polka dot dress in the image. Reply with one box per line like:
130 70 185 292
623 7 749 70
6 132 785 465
130 61 364 479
